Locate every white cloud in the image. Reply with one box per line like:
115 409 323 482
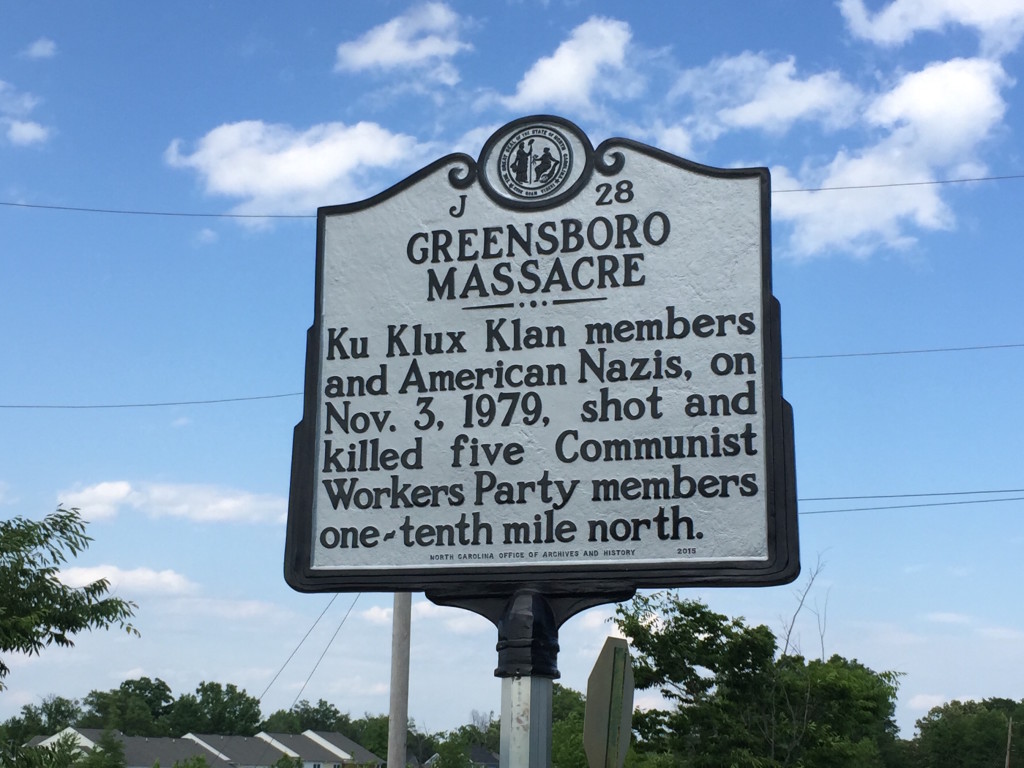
59 480 285 524
59 565 198 596
23 38 57 59
194 228 218 246
61 480 133 520
412 599 490 635
773 58 1009 257
167 597 281 620
634 691 669 713
335 2 471 86
840 0 1024 55
577 607 616 631
361 605 393 625
672 53 861 140
847 620 928 647
165 120 421 215
647 122 695 158
5 120 51 146
140 483 285 523
502 17 634 114
1 80 52 147
925 612 972 624
977 625 1024 641
908 693 949 712
0 80 41 118
866 58 1008 162
772 158 950 258
718 60 860 132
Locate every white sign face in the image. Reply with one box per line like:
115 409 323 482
286 116 797 593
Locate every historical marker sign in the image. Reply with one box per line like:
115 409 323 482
285 115 797 596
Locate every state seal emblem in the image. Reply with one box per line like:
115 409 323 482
475 115 594 210
497 125 573 200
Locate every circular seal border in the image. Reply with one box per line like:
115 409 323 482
477 115 594 210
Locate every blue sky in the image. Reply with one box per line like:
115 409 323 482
2 0 1024 738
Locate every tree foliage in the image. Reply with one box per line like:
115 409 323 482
551 684 587 768
0 507 138 688
76 729 126 768
0 732 80 768
164 682 262 736
429 730 474 768
0 696 83 747
914 698 1022 768
79 676 174 736
261 698 351 734
346 714 390 761
615 592 902 768
428 710 501 768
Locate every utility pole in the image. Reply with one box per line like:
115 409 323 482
387 592 411 768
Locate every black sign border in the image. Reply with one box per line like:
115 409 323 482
284 116 798 597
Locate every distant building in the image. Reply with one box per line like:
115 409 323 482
291 731 386 767
38 728 233 768
466 743 499 768
424 743 499 768
35 727 383 768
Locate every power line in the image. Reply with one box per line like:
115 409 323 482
2 335 1015 409
801 488 1024 501
0 200 309 218
0 393 303 409
799 488 1024 515
257 594 338 704
773 173 1024 193
289 594 360 709
800 495 1024 515
784 342 1024 360
2 172 1022 220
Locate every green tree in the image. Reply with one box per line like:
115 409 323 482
165 682 261 736
551 685 587 768
406 720 439 765
0 732 81 768
0 507 138 688
615 592 902 768
430 728 473 768
261 699 350 734
79 677 174 735
348 714 390 759
1 695 82 744
76 728 126 768
260 709 300 734
914 699 1022 768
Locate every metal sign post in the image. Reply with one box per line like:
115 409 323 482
284 114 799 768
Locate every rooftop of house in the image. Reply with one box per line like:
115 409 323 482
303 730 384 765
123 736 234 768
34 727 385 768
185 733 290 765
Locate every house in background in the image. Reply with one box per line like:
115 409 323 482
423 743 499 768
34 726 383 768
183 733 287 768
122 735 236 768
37 728 233 768
260 730 384 767
465 744 499 768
